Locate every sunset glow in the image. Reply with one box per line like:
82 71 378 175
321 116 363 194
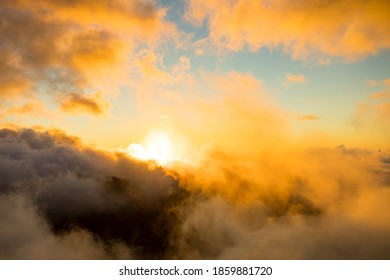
0 0 389 260
127 130 175 166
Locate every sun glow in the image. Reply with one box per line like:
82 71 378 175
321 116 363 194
127 130 175 166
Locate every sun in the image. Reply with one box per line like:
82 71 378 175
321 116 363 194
127 130 174 166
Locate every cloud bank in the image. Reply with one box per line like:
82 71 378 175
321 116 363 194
0 128 186 259
0 128 389 259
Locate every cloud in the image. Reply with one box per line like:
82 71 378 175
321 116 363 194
285 73 308 84
58 92 110 115
367 80 379 87
151 72 289 156
2 0 171 38
350 86 390 146
351 89 390 128
0 128 187 259
174 145 390 259
0 194 115 259
0 53 31 97
123 50 196 110
0 128 389 259
128 50 193 87
185 0 390 62
369 77 390 89
0 0 177 110
296 113 321 121
130 50 174 83
5 101 51 117
371 91 390 99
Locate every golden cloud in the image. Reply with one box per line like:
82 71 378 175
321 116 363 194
5 101 51 118
366 80 379 87
186 0 390 62
384 78 390 87
3 0 169 35
296 114 321 121
58 92 110 115
148 72 289 157
285 73 308 84
351 87 390 144
0 0 177 114
0 53 31 97
372 91 390 99
0 127 389 259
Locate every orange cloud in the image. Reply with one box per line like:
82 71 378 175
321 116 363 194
186 0 390 62
351 88 390 144
0 53 31 97
5 101 51 118
296 114 321 121
285 73 308 84
4 0 172 37
131 50 174 83
371 91 390 99
0 0 177 107
124 50 195 109
1 128 389 259
68 30 124 73
58 92 110 115
144 72 289 158
376 102 390 120
366 80 379 87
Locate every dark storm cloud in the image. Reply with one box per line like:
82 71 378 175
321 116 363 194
0 128 390 259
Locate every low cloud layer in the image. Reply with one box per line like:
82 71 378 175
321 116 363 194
0 128 186 259
0 128 389 259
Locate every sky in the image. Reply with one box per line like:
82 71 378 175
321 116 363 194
1 0 389 150
0 0 390 260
